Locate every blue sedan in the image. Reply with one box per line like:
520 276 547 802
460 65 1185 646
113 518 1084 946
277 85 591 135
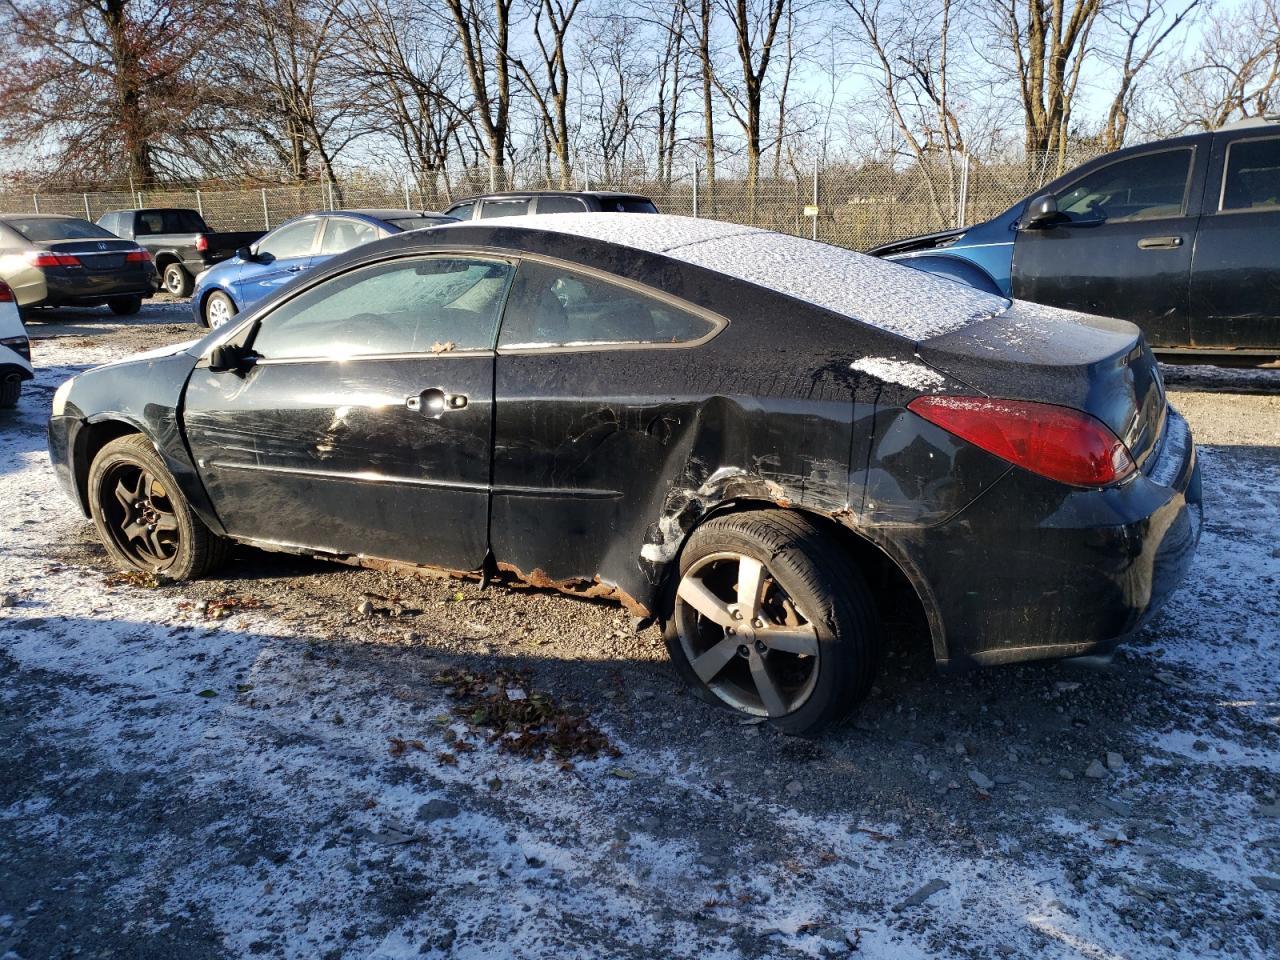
192 209 455 327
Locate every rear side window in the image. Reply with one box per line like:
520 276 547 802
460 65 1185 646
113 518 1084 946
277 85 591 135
4 218 114 241
97 212 121 235
479 198 530 219
318 217 381 255
1221 137 1280 211
535 196 588 214
251 256 514 360
445 201 475 220
598 197 658 213
1055 149 1192 222
498 260 718 349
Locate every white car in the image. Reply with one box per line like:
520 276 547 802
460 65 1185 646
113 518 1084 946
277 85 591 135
0 279 34 407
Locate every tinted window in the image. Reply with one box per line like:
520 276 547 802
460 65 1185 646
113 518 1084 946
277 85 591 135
1055 149 1191 222
598 197 658 213
318 217 381 255
498 260 716 349
479 198 530 219
535 196 588 214
257 220 318 260
252 257 514 360
4 217 114 241
135 210 207 234
445 201 475 220
1221 137 1280 211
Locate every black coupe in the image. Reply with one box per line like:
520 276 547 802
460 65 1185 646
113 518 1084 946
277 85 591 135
48 214 1202 734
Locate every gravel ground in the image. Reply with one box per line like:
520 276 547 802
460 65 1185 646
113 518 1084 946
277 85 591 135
2 300 1278 959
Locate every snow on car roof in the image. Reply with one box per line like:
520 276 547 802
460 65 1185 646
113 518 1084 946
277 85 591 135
453 212 1010 341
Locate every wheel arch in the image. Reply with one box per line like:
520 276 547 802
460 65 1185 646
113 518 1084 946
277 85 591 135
154 250 183 271
197 286 236 323
665 498 947 664
73 417 148 514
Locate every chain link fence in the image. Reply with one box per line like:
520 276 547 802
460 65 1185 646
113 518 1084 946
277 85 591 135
0 149 1104 251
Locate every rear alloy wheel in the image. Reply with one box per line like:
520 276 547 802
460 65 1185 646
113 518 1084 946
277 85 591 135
107 295 142 316
89 434 229 580
162 262 193 297
203 291 235 329
665 510 880 736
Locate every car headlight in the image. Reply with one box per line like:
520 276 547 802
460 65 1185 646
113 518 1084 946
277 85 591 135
52 377 74 417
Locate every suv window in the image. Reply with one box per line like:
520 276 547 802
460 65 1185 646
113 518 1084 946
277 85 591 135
498 260 717 349
257 220 319 260
599 197 658 213
251 256 514 360
97 212 122 235
1055 149 1192 223
1221 136 1280 211
479 198 530 219
445 201 475 220
319 217 381 255
535 196 588 214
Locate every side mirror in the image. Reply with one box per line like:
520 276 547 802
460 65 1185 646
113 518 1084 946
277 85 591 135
236 245 256 262
1023 195 1060 228
207 343 255 374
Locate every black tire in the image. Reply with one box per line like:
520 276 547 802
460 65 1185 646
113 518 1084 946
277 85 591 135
162 262 193 297
0 378 19 408
202 291 236 329
88 434 230 580
663 509 880 736
108 295 142 316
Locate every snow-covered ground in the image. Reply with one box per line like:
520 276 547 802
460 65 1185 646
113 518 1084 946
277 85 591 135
1 325 1278 959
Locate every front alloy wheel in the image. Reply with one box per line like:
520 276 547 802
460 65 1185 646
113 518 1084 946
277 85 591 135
89 434 229 579
203 291 235 328
665 510 880 735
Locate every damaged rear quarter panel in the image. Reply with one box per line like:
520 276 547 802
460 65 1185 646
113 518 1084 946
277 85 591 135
488 258 900 615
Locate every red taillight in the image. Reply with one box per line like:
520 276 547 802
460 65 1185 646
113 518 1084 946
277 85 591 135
0 280 13 302
25 251 80 267
195 234 209 252
126 249 152 262
907 396 1136 487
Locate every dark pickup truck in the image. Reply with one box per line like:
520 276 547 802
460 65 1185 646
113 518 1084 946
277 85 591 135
97 208 265 297
870 117 1280 356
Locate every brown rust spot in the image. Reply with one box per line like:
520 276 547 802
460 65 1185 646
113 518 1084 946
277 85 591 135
495 562 652 619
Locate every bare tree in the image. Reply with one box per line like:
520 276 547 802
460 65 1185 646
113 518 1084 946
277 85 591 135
508 0 582 188
577 11 653 181
1163 0 1280 131
1098 0 1203 149
713 0 789 199
0 0 233 184
443 0 517 188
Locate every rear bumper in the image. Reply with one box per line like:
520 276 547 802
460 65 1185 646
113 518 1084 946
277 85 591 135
37 267 158 306
884 409 1203 668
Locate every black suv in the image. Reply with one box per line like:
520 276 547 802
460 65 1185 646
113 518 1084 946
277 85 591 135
871 118 1280 355
443 191 658 220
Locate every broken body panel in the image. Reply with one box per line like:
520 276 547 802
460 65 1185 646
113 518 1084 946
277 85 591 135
48 216 1201 668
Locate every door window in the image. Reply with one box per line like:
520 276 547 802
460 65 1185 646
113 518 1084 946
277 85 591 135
445 201 475 220
479 198 531 218
1221 137 1280 211
498 260 719 349
535 196 588 214
318 217 382 255
1054 149 1192 223
250 256 514 360
257 220 319 260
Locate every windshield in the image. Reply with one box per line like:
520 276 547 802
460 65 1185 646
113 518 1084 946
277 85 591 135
6 217 116 242
385 216 454 232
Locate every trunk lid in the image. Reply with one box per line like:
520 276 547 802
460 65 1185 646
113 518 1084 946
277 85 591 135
918 301 1167 469
37 237 139 272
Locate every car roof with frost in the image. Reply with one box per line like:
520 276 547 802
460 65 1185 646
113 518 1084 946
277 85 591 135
438 212 1010 341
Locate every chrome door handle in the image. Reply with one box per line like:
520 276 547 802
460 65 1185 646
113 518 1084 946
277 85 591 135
406 388 467 418
1137 235 1183 249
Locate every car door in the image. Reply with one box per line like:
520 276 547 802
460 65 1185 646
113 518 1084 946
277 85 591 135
488 258 727 587
1011 144 1205 347
182 253 516 570
1188 131 1280 349
232 218 321 308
